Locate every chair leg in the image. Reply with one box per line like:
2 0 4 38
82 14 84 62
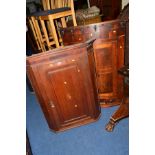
48 16 60 48
55 20 63 46
72 13 77 26
28 18 41 51
61 17 67 28
35 20 46 52
31 17 46 52
39 18 52 50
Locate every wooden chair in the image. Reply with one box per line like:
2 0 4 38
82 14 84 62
27 16 46 52
28 15 57 52
40 0 77 47
39 16 57 50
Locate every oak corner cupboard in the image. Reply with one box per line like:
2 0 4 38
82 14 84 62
26 40 101 132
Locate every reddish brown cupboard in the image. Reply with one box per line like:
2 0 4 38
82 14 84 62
27 40 101 132
60 20 125 107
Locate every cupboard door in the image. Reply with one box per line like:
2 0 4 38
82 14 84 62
30 52 97 130
93 39 118 100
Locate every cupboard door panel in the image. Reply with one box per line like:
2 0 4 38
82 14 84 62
47 65 89 123
37 62 90 126
95 47 113 68
98 72 113 94
94 39 118 100
94 41 116 69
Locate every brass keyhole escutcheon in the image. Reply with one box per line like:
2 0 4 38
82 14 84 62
49 101 55 108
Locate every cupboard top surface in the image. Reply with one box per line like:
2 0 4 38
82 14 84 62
60 19 125 30
26 39 95 65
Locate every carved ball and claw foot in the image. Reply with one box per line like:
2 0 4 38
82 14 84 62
105 119 117 132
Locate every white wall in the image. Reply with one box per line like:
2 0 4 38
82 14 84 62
122 0 129 9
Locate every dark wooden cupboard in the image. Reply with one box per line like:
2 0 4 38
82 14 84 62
60 20 125 107
27 40 101 132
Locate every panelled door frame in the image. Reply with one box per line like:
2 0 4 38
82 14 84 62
93 39 118 100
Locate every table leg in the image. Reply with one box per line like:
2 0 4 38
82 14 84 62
105 97 129 132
